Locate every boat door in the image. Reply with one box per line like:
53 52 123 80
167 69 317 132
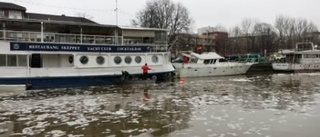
30 54 42 68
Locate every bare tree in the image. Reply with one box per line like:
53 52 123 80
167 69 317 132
226 15 319 56
132 0 193 42
253 23 278 54
239 18 257 36
238 18 258 53
253 23 273 35
275 15 319 49
296 19 318 41
274 15 294 39
274 15 294 49
228 26 243 54
229 26 241 37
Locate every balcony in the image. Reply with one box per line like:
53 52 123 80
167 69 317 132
0 30 122 45
0 30 169 52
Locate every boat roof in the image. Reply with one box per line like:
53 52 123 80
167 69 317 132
281 49 320 54
299 50 320 54
0 18 117 28
190 52 224 59
0 2 26 11
26 13 97 24
119 26 168 31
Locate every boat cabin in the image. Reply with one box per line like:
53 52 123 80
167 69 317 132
180 52 228 65
278 42 320 64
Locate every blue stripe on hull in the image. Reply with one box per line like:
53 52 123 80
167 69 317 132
0 72 172 90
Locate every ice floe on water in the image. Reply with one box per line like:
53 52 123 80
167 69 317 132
45 130 66 137
0 74 320 136
229 78 252 82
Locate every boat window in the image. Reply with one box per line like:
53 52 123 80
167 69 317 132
96 56 105 65
135 56 142 64
190 58 198 63
80 56 89 65
0 55 6 66
114 56 122 64
204 60 210 64
152 55 159 63
68 56 74 64
304 54 316 58
17 55 28 66
297 54 302 59
7 55 17 66
125 56 132 64
219 59 228 62
210 59 217 64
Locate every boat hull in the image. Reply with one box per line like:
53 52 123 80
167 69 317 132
173 63 253 78
272 63 320 73
0 72 171 90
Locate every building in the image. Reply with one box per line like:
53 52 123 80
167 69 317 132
170 33 215 57
170 27 229 57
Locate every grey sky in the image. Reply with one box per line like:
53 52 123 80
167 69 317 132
3 0 319 31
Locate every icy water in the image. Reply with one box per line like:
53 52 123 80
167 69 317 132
1 73 320 137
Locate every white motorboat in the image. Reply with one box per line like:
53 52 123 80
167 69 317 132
172 51 253 78
272 42 320 72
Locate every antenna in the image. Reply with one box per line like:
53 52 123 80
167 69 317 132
115 0 118 26
114 0 119 44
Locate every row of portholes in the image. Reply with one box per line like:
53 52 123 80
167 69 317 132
78 56 105 65
77 55 159 65
114 55 159 65
114 56 140 64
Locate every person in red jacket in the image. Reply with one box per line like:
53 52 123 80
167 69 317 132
141 63 151 80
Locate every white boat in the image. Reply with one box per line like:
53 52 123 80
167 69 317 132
0 2 174 90
172 51 253 78
272 42 320 72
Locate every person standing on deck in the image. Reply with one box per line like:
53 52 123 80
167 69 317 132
141 63 151 80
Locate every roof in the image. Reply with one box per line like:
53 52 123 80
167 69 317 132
190 52 224 59
0 2 26 11
119 26 168 31
26 13 97 24
0 18 117 28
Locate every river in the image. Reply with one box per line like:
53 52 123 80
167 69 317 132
0 73 320 137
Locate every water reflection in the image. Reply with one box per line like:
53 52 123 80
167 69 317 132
0 73 319 137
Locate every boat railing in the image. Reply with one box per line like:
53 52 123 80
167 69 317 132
0 30 122 45
296 42 314 51
0 30 169 52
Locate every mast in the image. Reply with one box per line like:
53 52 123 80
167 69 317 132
116 0 118 26
114 0 119 44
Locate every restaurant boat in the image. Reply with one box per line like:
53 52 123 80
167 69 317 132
0 2 174 90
